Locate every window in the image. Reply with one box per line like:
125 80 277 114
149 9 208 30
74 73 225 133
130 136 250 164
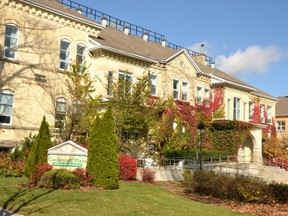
76 43 86 71
243 103 246 121
0 91 13 125
107 71 114 96
119 71 132 94
204 88 210 106
196 86 202 104
150 74 157 96
55 98 66 129
249 101 254 121
182 81 188 101
59 39 71 70
173 79 179 99
267 105 272 124
277 121 285 131
227 99 231 119
4 24 19 59
233 97 240 120
260 104 265 123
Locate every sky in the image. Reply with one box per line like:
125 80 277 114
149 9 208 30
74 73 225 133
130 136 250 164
79 0 288 97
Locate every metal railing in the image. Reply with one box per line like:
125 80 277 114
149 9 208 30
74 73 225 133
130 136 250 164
57 0 214 65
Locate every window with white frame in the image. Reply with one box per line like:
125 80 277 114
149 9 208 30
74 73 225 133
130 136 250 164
173 79 179 99
119 71 132 95
0 90 14 125
59 39 71 70
243 103 246 121
260 104 265 123
150 74 157 96
182 81 188 101
227 99 231 119
107 71 114 96
196 86 202 104
55 98 67 129
76 43 86 70
249 101 254 121
277 121 285 131
233 97 240 120
4 24 19 59
267 105 272 124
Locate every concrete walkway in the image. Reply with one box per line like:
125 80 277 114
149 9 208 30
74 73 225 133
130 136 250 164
0 208 24 216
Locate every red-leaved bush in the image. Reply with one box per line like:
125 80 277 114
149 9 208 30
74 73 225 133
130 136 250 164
141 168 155 183
118 154 137 181
72 168 93 186
31 163 53 185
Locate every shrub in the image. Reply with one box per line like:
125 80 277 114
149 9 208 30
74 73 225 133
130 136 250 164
72 168 93 186
0 152 25 177
182 171 272 203
268 182 288 203
87 106 119 189
39 169 80 189
141 168 155 183
118 155 137 181
30 163 53 185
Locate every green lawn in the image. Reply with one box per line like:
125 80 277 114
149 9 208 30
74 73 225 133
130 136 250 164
0 177 250 216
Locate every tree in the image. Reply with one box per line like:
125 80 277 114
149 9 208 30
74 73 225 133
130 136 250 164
57 61 101 141
87 106 119 189
25 116 52 178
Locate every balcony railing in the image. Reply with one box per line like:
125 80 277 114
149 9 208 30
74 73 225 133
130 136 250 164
57 0 213 65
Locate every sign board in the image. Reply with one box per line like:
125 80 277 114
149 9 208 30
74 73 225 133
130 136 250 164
47 140 88 171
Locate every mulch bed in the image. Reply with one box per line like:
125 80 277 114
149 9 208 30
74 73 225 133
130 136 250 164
153 181 288 216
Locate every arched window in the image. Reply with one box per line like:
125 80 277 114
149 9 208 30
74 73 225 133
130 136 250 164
55 97 67 129
0 90 14 125
59 39 71 70
4 24 19 59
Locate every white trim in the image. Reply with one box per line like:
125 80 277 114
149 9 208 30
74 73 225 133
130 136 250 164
48 140 88 156
21 0 103 30
0 90 14 126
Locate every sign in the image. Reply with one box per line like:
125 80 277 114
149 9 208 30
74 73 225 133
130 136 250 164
47 140 88 171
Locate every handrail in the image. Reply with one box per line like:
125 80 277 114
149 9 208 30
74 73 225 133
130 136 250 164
57 0 214 65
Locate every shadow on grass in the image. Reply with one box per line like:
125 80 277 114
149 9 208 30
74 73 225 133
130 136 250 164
1 187 54 215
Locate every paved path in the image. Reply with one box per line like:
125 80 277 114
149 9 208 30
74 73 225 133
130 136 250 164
0 208 24 216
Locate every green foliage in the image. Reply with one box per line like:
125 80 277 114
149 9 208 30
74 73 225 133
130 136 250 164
0 152 25 177
210 120 255 155
11 133 36 162
109 73 161 155
161 148 229 158
61 61 101 141
87 106 119 189
39 169 80 189
25 116 52 178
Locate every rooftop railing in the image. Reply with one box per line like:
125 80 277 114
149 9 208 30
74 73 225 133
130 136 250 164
57 0 213 65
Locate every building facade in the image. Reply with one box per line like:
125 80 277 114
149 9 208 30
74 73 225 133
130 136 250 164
0 0 277 162
276 96 288 138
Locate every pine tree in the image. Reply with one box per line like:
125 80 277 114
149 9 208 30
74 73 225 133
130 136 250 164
87 106 119 189
25 116 52 178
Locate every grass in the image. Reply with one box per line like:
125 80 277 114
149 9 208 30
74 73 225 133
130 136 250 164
0 177 250 216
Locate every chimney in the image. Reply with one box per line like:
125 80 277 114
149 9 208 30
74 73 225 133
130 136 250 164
101 17 107 27
76 7 82 14
200 44 205 54
210 61 215 69
143 32 148 41
123 26 129 35
161 38 166 47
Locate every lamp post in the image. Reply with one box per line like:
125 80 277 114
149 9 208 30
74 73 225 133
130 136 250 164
198 123 205 171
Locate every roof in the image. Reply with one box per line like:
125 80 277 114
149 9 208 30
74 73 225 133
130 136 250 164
195 62 277 100
20 0 103 29
90 27 178 62
276 96 288 116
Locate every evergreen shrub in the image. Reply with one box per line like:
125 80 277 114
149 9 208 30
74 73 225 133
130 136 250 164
118 154 137 181
30 163 53 185
39 169 80 189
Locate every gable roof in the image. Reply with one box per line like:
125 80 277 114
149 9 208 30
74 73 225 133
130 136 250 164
20 0 103 29
90 26 178 62
276 96 288 116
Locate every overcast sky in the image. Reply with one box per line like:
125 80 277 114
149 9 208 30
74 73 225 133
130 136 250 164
79 0 288 97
